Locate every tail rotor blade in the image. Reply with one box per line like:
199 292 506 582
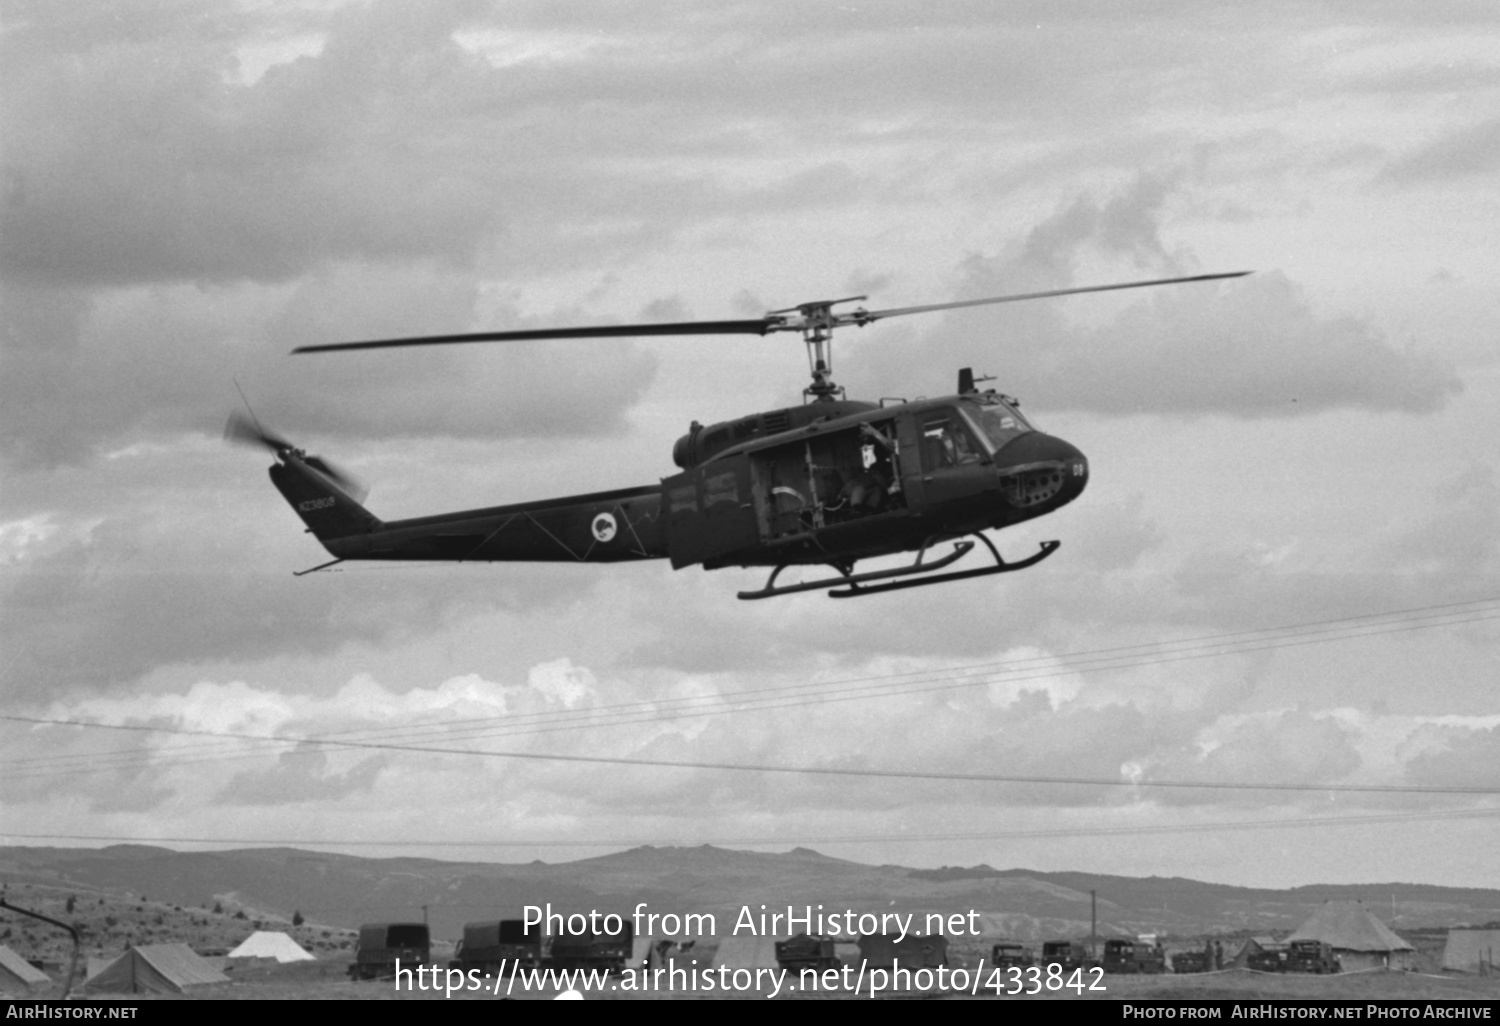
224 410 292 454
224 412 368 503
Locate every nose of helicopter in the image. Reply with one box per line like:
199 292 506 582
992 431 1089 509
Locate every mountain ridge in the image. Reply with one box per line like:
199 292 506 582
3 844 1495 944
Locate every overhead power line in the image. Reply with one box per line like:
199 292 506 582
3 595 1497 790
3 709 1497 796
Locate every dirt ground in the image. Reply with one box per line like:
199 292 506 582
39 956 1500 1001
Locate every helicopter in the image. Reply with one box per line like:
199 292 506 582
230 271 1248 599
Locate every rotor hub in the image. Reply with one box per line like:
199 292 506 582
767 295 869 401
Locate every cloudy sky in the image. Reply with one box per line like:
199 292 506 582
3 1 1498 891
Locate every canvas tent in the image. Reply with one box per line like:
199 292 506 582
83 944 229 994
1229 936 1282 969
711 934 784 970
0 946 50 995
1441 930 1500 975
1288 901 1415 972
227 931 315 963
631 934 691 971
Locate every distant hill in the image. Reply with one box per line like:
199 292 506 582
3 844 1497 948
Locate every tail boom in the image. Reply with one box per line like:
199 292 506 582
272 458 667 565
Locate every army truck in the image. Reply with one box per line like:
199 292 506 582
549 922 634 972
1247 944 1289 972
1101 938 1167 974
1171 949 1211 974
991 941 1034 970
776 934 840 972
349 922 431 980
1040 940 1092 972
1285 940 1339 974
449 919 542 973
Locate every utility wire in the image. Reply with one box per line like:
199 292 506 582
3 596 1498 782
3 711 1497 795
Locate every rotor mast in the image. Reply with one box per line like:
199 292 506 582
770 295 870 401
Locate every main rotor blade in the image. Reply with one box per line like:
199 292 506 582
858 271 1252 323
294 318 779 354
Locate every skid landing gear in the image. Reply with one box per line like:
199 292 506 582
736 535 1060 600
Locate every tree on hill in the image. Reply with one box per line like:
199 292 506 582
293 910 305 927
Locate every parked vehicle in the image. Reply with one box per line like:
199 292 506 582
1247 945 1289 973
349 922 431 980
549 922 634 972
991 941 1035 970
1101 938 1167 974
448 919 543 973
1041 940 1092 972
1172 949 1211 974
776 934 840 972
1285 940 1340 974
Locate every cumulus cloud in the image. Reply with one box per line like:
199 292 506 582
845 179 1461 419
1380 118 1500 184
217 746 391 806
0 223 659 468
0 458 619 704
1 1 501 288
4 6 1469 468
1404 723 1500 789
1146 710 1364 802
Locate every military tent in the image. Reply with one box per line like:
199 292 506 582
83 944 229 994
630 935 674 971
1229 936 1282 969
0 946 50 995
1440 930 1500 975
227 931 315 963
857 933 948 969
1288 901 1414 972
711 934 783 970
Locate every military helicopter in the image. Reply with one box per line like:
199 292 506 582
230 271 1247 599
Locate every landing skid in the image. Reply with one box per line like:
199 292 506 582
736 535 1060 600
831 537 1059 598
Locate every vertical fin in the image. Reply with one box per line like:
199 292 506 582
269 455 381 542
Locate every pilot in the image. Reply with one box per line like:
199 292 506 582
951 427 980 464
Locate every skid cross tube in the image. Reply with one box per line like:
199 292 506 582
829 537 1059 598
737 538 975 600
735 537 996 600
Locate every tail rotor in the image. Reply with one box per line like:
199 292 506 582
223 410 368 504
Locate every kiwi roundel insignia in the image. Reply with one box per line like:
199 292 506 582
591 512 618 543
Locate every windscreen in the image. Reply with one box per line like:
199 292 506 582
962 396 1034 452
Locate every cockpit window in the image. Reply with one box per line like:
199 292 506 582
921 415 983 469
962 396 1034 452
